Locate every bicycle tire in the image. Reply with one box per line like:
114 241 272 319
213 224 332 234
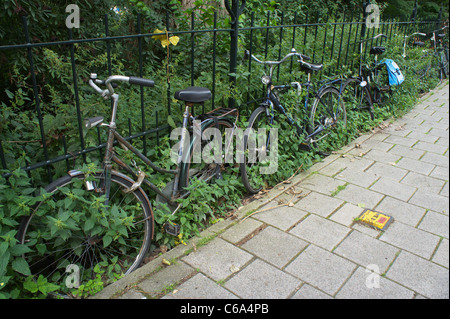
341 77 374 120
17 170 153 297
414 53 432 80
309 86 347 154
179 118 235 191
240 106 272 194
439 50 449 80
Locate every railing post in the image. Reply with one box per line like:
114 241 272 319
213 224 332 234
360 1 369 40
224 0 246 108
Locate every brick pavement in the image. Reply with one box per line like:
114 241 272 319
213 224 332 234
94 82 449 300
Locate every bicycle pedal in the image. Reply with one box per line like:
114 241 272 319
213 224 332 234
164 223 181 236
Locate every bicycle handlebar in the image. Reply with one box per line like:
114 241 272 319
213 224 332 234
431 26 448 34
351 33 388 46
405 32 426 38
89 73 154 98
244 48 311 66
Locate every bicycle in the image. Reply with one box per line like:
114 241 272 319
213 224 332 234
430 26 449 81
16 73 239 296
341 33 390 121
401 31 429 79
240 48 346 194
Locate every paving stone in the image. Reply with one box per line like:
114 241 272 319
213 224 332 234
225 259 300 299
374 196 426 227
358 139 395 152
330 203 365 227
334 230 399 273
384 135 418 148
285 245 356 295
138 262 195 297
441 182 449 197
300 173 347 196
406 131 440 144
294 191 344 217
291 284 333 299
242 226 309 268
365 162 408 181
388 144 426 160
420 152 449 168
335 167 378 188
379 222 440 259
334 184 385 209
429 166 449 181
289 214 350 250
336 267 414 299
428 128 449 139
162 273 238 299
418 211 449 239
401 171 446 195
360 149 402 164
252 205 308 231
383 125 411 137
413 141 448 155
119 289 147 299
435 137 449 146
432 239 449 268
396 157 435 176
370 177 417 201
409 189 449 215
182 238 253 281
221 218 263 244
386 251 449 299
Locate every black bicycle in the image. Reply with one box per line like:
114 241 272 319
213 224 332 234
16 73 239 297
431 26 449 81
341 33 390 121
240 49 346 194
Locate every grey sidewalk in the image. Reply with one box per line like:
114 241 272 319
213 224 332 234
94 82 449 300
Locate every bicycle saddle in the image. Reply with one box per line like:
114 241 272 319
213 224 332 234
175 86 211 103
301 62 323 72
370 46 386 55
413 41 424 47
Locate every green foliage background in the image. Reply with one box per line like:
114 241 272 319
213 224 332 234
0 0 447 298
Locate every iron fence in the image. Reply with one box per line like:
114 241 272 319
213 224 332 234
0 1 442 184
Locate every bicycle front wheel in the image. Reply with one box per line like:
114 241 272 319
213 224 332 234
17 170 153 297
309 86 347 154
439 50 449 80
341 77 374 120
240 106 273 194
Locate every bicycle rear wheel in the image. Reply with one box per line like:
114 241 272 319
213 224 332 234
179 118 235 191
309 86 347 154
341 77 374 120
17 170 153 297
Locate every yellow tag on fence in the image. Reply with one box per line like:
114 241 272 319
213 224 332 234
358 209 393 231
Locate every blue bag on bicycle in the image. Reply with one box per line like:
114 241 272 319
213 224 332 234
381 59 405 86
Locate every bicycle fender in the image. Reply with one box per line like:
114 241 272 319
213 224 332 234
67 169 154 239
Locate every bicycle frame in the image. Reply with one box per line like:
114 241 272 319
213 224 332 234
261 65 344 143
351 34 388 104
88 75 238 208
